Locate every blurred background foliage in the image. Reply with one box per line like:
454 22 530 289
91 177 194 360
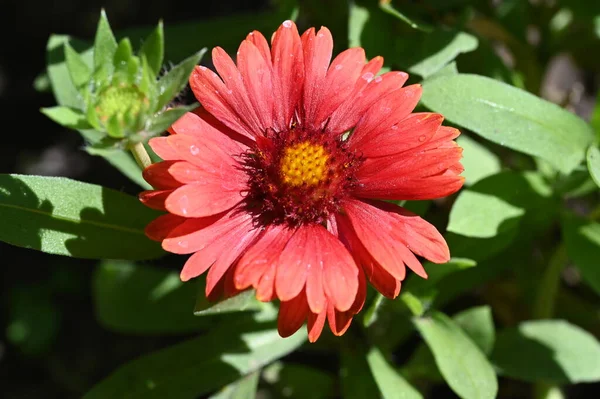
1 0 600 398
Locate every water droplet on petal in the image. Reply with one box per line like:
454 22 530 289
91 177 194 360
418 135 426 142
335 64 343 71
190 145 200 155
178 240 188 248
283 20 292 28
391 125 398 130
374 76 383 83
317 33 324 38
178 195 189 215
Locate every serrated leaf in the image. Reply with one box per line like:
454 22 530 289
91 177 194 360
457 135 501 186
146 104 197 135
448 190 525 238
421 74 595 174
41 106 91 130
156 49 206 110
0 174 162 259
93 261 208 334
195 289 264 316
84 324 306 399
587 145 600 187
414 311 498 399
367 347 423 399
140 21 164 77
492 320 600 383
562 212 600 295
93 10 118 78
64 43 91 89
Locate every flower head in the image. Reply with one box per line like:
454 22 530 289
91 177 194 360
140 20 464 342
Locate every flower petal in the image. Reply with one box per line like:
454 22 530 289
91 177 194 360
301 26 333 129
278 292 309 338
149 137 179 161
271 20 304 131
170 107 252 147
145 214 186 242
139 189 172 211
327 303 354 337
165 181 243 218
246 30 271 64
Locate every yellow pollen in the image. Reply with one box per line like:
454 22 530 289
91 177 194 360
280 141 330 186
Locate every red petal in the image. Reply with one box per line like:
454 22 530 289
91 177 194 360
246 30 271 64
170 107 252 147
301 26 333 129
189 64 256 139
355 171 464 201
165 182 243 218
327 303 354 337
166 127 243 170
275 228 310 301
145 214 186 242
271 20 304 130
237 40 275 130
142 161 188 189
149 137 179 161
327 71 409 134
314 48 366 128
139 189 172 211
234 225 294 293
307 308 327 343
278 292 309 338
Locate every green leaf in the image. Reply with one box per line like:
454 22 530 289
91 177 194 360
84 324 306 399
587 145 600 187
453 306 495 356
93 261 209 334
195 288 264 316
0 174 163 259
263 363 334 399
408 31 478 78
113 38 134 73
595 15 600 38
146 104 197 135
562 213 600 295
414 311 498 399
421 74 595 174
492 320 600 383
448 190 525 238
456 135 501 186
156 49 206 110
340 345 381 399
64 43 91 89
379 1 431 32
404 258 477 297
139 21 164 77
363 293 385 327
41 106 91 130
210 370 260 399
93 9 117 76
367 347 423 399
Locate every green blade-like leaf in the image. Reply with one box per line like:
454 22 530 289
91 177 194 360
93 9 117 76
93 261 208 334
0 174 162 259
562 212 600 295
414 311 498 399
492 320 600 383
367 347 423 399
421 74 595 174
145 104 197 135
139 21 164 77
379 1 431 32
262 363 334 399
95 149 152 189
195 288 264 316
84 324 306 399
156 49 206 110
448 190 525 238
41 106 91 130
408 31 478 78
340 346 381 399
64 43 91 89
456 135 501 186
587 145 600 187
113 38 134 74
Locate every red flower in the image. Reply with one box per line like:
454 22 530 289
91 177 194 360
140 20 464 342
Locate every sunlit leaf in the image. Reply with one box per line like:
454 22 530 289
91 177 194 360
367 346 423 399
587 145 600 187
139 21 164 77
194 289 264 316
457 135 501 186
562 212 600 295
41 106 91 130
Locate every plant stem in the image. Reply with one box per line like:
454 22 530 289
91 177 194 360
532 243 568 399
130 141 151 170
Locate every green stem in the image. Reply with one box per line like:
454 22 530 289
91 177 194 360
130 141 152 170
532 244 568 399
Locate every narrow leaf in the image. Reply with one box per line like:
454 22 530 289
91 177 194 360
366 347 423 399
0 174 162 259
94 261 208 334
492 320 600 383
140 21 164 77
84 325 306 399
409 31 478 78
156 49 206 110
421 74 595 173
93 9 118 74
195 289 264 316
457 135 501 186
562 212 600 295
41 106 91 130
113 38 134 73
587 145 600 188
340 346 384 399
379 1 431 32
64 43 91 89
414 311 498 399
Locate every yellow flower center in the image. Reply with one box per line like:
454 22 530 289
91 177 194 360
280 141 330 186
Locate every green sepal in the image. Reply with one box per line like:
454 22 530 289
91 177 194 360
156 49 206 110
41 106 92 130
64 43 91 90
145 104 197 136
139 20 164 78
106 114 124 138
93 9 117 81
